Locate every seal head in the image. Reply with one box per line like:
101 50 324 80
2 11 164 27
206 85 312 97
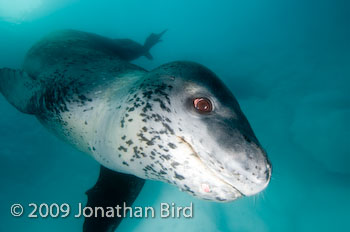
103 61 271 202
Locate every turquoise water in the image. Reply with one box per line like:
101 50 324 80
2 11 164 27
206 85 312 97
0 0 349 231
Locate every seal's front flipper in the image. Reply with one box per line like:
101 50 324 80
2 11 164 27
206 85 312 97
0 68 39 114
83 166 145 232
143 29 167 60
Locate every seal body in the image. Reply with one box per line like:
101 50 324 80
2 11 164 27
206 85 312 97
0 30 271 203
20 30 146 154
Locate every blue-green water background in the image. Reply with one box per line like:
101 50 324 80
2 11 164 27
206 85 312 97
0 0 349 231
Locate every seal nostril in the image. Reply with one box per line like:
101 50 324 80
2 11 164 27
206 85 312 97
243 135 251 143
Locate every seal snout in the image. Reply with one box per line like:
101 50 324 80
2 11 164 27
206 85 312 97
207 144 272 197
239 153 271 196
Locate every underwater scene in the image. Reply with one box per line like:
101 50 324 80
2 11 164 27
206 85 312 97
0 0 349 231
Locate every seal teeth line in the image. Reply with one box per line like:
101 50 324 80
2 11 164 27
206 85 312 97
176 136 244 196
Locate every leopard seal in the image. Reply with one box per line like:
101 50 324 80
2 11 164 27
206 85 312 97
0 29 271 231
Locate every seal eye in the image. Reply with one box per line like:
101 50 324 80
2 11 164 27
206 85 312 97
193 98 212 113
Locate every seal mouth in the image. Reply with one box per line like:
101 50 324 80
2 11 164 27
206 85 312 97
176 136 245 196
